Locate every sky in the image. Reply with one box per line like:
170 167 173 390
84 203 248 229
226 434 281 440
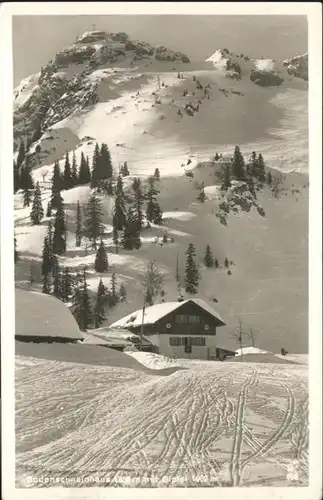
12 15 308 85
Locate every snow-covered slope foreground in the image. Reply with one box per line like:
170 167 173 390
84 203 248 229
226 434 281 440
15 354 308 487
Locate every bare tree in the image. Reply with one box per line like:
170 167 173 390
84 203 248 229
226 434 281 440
41 170 48 183
142 260 164 306
231 317 245 360
247 327 257 347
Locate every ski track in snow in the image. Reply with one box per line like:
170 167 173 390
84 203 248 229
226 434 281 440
15 357 308 488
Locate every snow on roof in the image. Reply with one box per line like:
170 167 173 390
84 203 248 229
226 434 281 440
83 327 152 346
82 333 132 346
15 289 84 340
235 346 272 356
110 299 225 329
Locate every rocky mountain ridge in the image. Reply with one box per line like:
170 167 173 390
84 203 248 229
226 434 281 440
14 30 308 152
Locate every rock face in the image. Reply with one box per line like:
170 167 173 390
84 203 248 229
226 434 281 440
155 45 190 63
283 53 308 81
250 69 284 87
13 30 191 144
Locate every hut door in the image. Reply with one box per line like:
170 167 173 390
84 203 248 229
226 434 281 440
184 337 192 354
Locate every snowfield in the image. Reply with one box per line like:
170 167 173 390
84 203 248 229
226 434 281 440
15 353 308 488
162 211 197 221
205 50 228 70
13 72 40 111
253 59 276 72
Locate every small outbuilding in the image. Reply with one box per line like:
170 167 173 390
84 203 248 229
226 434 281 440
15 288 84 343
82 327 154 352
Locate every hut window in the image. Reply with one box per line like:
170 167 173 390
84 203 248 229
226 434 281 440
175 314 201 324
169 337 181 346
192 337 206 346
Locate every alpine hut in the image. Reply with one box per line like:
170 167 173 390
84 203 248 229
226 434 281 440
109 298 225 360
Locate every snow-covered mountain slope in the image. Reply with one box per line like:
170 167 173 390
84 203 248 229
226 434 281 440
13 32 308 354
13 72 41 112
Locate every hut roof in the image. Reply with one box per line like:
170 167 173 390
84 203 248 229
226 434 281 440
15 289 84 340
110 298 225 329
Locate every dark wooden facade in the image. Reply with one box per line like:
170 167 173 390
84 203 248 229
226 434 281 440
126 300 224 336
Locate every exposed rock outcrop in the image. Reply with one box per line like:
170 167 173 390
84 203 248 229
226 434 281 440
283 53 308 81
13 30 191 144
250 69 284 87
155 45 190 63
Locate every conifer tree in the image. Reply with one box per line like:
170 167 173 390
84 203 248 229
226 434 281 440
80 269 92 330
30 182 44 225
20 156 34 191
79 152 91 185
232 145 245 180
100 143 113 179
52 258 62 299
14 234 19 263
132 178 144 230
94 278 107 328
51 160 63 209
23 187 32 207
257 154 266 183
224 257 230 268
121 205 141 250
63 151 73 190
249 151 257 178
107 180 114 196
41 273 51 294
91 142 101 188
86 156 91 182
52 197 66 255
84 194 104 250
14 160 20 193
121 161 129 177
112 225 119 254
29 261 37 287
41 236 53 277
46 201 52 217
222 164 232 190
197 182 206 203
184 243 200 294
146 177 163 224
119 283 127 302
94 238 109 273
175 252 180 285
110 272 119 306
214 259 219 269
204 244 214 268
71 150 78 186
75 200 82 247
154 168 160 180
47 219 54 252
113 175 127 231
16 140 25 168
61 267 73 302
